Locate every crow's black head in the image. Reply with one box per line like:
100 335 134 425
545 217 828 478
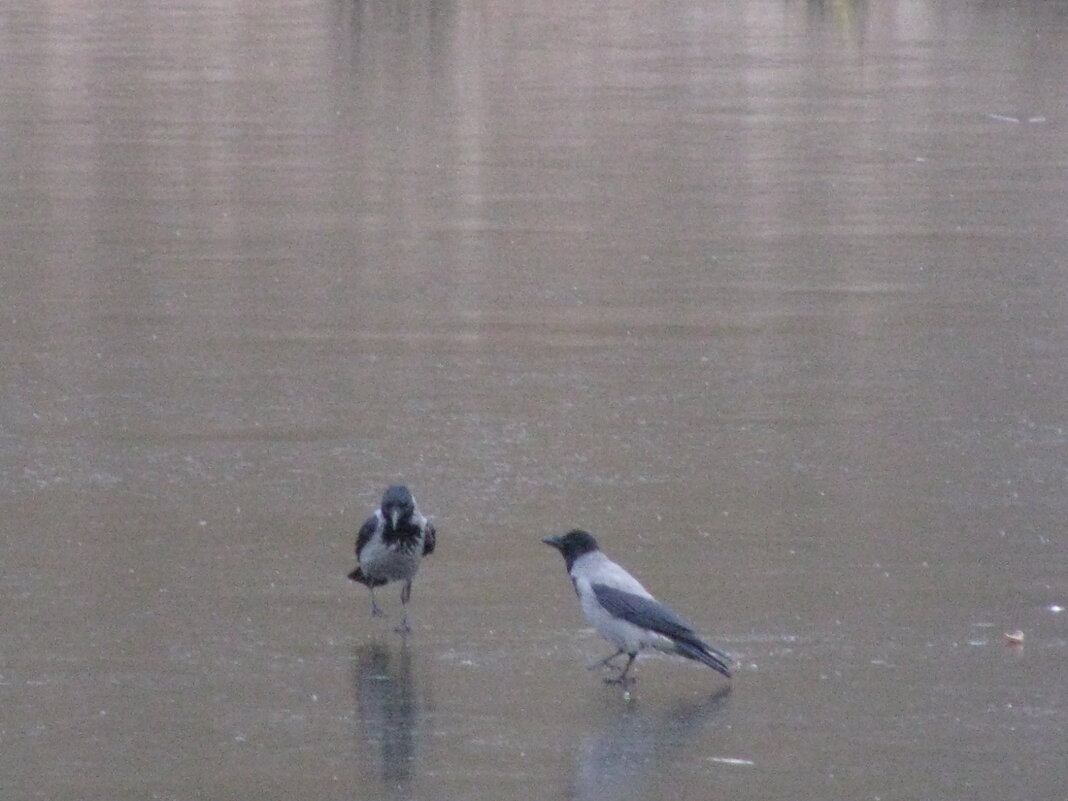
381 485 416 529
542 529 600 570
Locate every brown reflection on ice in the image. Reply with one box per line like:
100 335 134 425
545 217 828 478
3 0 1068 799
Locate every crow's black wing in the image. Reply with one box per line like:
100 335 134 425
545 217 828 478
592 583 732 675
591 583 701 645
355 514 379 557
593 585 734 679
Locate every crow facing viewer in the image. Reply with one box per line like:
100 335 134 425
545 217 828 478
348 485 436 634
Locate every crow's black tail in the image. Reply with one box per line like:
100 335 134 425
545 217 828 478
347 567 387 587
674 639 733 679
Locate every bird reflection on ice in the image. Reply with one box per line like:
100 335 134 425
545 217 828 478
569 688 732 801
351 641 422 794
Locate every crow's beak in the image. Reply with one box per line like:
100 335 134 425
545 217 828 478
390 510 400 529
542 535 563 549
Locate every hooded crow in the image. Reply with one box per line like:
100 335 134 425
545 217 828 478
348 485 436 633
543 529 732 684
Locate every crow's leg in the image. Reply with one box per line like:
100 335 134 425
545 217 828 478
604 653 638 685
369 587 386 618
587 649 626 672
394 580 413 635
